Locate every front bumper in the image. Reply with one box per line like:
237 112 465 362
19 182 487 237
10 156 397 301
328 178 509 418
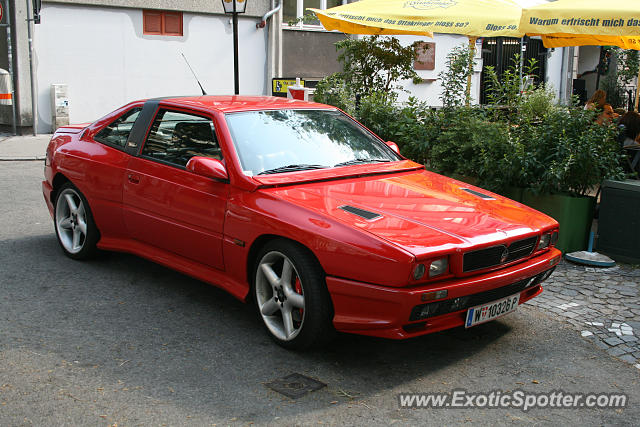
327 248 561 339
42 180 54 218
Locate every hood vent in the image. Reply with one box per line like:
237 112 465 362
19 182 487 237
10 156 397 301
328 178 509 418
339 205 382 221
461 188 495 200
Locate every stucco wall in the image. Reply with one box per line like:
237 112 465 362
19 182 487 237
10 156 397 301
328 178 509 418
45 0 272 18
34 3 268 132
391 34 481 106
544 46 565 100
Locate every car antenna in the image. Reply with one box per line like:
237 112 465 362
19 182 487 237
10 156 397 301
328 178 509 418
181 52 207 96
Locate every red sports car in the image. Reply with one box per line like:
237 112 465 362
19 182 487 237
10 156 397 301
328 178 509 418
43 96 561 349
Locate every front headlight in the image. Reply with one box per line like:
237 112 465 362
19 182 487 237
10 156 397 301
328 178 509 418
429 257 448 277
537 233 551 251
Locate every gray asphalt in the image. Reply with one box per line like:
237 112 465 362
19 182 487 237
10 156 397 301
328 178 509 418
1 161 639 426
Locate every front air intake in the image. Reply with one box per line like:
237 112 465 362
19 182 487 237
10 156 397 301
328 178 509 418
461 188 495 200
338 205 382 221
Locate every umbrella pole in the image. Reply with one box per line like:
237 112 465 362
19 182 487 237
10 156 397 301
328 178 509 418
519 38 524 94
635 66 640 112
466 37 477 107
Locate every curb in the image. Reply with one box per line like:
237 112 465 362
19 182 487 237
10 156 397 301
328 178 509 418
0 156 46 161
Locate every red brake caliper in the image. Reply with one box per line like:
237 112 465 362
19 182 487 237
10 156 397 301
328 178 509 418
294 277 304 317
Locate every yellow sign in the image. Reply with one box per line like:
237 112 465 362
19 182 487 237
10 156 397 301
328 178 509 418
272 79 305 95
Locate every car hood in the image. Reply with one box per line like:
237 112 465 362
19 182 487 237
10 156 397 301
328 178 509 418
260 169 557 258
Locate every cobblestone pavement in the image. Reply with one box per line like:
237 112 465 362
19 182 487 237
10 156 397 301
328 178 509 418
526 260 640 368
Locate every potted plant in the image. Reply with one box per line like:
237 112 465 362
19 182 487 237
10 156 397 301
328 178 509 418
504 106 625 253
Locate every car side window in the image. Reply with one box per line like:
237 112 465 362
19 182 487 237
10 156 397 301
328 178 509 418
141 110 222 167
94 107 142 148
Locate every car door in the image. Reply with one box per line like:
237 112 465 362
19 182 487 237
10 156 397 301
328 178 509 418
81 105 143 239
122 107 228 270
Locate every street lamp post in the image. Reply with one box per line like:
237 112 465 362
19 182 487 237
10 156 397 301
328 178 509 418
222 0 247 95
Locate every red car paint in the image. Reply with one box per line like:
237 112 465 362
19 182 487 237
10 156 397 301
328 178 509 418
43 96 560 339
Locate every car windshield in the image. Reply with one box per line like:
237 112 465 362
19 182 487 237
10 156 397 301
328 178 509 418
224 109 400 176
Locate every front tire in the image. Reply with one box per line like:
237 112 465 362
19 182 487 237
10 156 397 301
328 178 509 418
253 240 334 350
54 183 99 260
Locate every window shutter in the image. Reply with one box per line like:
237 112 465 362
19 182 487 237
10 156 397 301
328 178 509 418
143 10 162 34
164 12 183 36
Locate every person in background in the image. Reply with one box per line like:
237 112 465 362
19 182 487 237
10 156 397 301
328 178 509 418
585 89 607 111
618 111 640 148
596 104 618 125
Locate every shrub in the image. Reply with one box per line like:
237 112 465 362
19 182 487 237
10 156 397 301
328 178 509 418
509 107 625 196
425 108 512 187
313 74 355 115
438 44 472 108
518 86 558 122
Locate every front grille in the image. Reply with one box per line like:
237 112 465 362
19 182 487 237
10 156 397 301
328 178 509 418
463 236 538 272
409 267 554 321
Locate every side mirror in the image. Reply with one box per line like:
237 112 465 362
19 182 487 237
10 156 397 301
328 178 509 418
385 141 400 154
186 156 228 181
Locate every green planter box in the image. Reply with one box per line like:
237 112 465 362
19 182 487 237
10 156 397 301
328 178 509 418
521 192 595 254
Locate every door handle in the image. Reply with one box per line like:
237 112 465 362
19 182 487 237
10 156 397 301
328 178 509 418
127 173 140 184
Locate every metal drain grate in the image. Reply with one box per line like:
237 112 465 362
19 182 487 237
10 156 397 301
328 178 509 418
265 373 326 399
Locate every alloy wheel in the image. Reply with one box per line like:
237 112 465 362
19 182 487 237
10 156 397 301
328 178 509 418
55 188 88 254
255 251 306 341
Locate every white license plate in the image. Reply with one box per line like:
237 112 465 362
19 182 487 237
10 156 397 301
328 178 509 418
465 294 520 328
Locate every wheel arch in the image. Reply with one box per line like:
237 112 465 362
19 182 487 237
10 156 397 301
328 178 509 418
245 234 326 294
51 172 71 204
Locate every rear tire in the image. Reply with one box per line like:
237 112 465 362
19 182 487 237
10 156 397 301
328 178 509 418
253 239 334 350
54 183 99 260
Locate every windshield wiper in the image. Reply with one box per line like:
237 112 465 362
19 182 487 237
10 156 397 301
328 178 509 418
333 158 391 167
257 164 329 175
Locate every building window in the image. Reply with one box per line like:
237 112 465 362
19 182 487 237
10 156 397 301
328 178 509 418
283 0 346 27
143 10 183 36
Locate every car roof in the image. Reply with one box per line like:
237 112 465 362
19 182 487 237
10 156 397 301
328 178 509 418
154 95 335 113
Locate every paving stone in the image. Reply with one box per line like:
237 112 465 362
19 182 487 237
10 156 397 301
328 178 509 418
604 337 624 346
594 339 610 350
560 311 580 319
619 345 634 353
560 290 579 297
534 262 640 366
607 347 627 357
619 355 637 364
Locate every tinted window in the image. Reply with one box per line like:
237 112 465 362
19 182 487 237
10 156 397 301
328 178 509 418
94 108 141 148
141 110 221 167
225 109 399 175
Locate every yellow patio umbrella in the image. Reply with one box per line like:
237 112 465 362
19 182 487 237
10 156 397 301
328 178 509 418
311 0 546 38
520 0 640 109
311 0 547 104
520 0 640 37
